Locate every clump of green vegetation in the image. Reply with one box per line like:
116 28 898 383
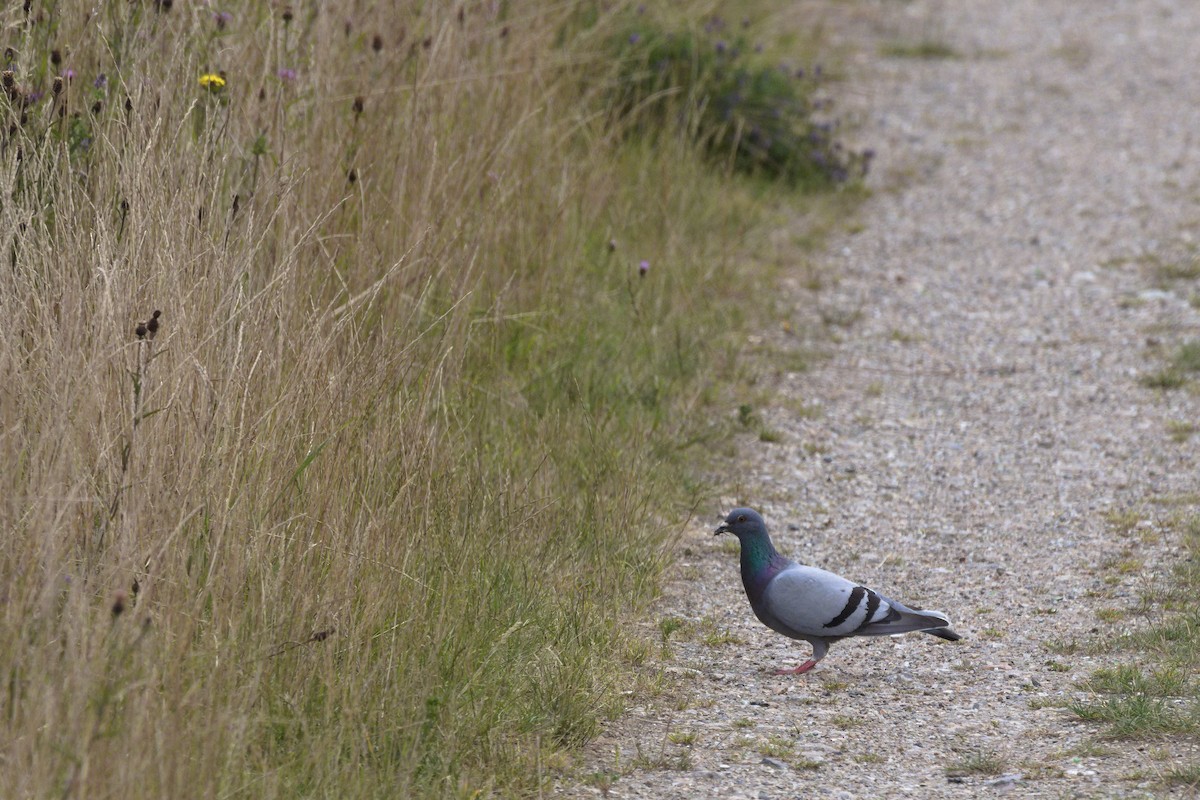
880 40 960 59
1072 512 1200 784
1140 340 1200 389
667 729 698 745
1154 257 1200 282
1140 368 1188 390
1173 341 1200 373
1069 694 1194 738
1168 420 1199 442
1081 664 1191 697
611 11 870 187
945 749 1006 777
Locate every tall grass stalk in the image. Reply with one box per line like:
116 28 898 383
0 2 792 796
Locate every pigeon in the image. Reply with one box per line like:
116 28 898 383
715 507 960 673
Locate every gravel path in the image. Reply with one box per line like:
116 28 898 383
560 1 1200 797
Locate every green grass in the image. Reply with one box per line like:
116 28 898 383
1072 512 1200 783
1168 420 1199 442
613 11 869 186
1165 762 1200 788
1154 258 1200 282
667 730 698 745
1068 695 1194 738
1141 340 1200 389
1173 341 1200 373
1081 664 1191 697
880 40 960 59
945 749 1006 777
0 2 858 797
1140 368 1189 390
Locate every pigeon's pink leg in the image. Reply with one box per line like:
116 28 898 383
774 659 818 675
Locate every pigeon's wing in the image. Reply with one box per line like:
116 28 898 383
763 565 951 639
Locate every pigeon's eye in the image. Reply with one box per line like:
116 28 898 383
737 515 746 523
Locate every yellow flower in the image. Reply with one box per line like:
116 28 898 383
199 73 226 91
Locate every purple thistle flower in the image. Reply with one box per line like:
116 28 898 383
94 73 107 90
277 68 297 81
628 32 641 45
638 260 650 276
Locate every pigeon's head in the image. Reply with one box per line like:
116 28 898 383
714 507 767 539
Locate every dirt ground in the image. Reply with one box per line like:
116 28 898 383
558 1 1200 797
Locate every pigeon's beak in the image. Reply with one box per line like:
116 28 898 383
714 523 730 536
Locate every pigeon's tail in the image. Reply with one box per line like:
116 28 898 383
923 626 962 642
859 600 959 638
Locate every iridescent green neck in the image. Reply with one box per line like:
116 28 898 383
739 532 778 592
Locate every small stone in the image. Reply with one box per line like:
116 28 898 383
760 756 787 770
986 773 1022 792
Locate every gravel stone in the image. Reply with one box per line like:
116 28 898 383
557 0 1200 797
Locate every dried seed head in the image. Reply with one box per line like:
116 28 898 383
135 324 147 339
50 49 61 65
372 34 383 52
281 6 293 23
2 70 14 89
352 95 364 115
347 167 358 184
52 76 63 95
155 0 172 11
146 318 159 337
124 96 133 113
91 99 101 114
112 590 127 617
3 48 13 64
422 36 432 49
151 309 161 320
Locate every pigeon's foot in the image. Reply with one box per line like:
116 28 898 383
774 659 818 675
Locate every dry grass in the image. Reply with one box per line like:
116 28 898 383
0 2 841 796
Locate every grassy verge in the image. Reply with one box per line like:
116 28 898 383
0 2 858 796
1069 508 1200 788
